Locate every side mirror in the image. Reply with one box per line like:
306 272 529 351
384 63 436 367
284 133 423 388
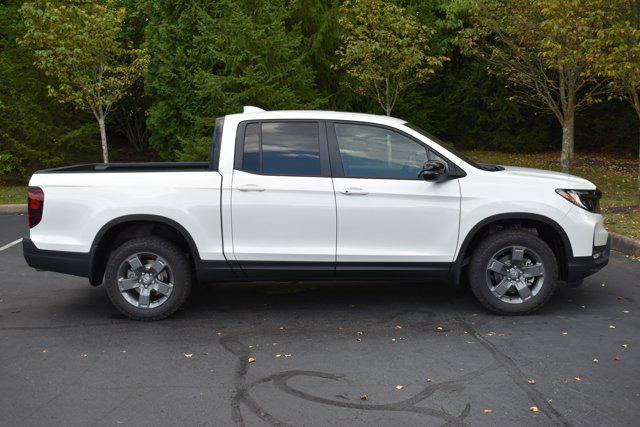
419 160 448 182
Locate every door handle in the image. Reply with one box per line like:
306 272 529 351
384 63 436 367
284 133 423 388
237 184 265 192
340 187 369 195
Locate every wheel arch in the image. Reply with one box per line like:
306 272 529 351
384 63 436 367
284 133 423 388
453 213 573 285
88 214 201 286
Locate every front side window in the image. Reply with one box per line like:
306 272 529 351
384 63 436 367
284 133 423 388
334 123 432 179
241 121 321 176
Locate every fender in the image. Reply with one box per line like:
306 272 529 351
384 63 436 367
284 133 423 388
88 214 238 285
451 212 574 286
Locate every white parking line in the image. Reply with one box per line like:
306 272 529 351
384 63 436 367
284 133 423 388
0 238 23 252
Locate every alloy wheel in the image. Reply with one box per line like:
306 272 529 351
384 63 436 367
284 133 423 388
485 245 545 304
117 252 174 309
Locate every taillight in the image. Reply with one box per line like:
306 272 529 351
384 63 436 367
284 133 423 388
28 186 44 228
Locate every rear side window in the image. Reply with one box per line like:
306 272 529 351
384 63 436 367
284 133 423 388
241 121 321 176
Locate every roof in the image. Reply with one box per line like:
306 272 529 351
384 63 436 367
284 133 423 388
229 107 407 126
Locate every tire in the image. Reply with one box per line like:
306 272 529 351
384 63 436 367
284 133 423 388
104 237 192 321
468 230 558 315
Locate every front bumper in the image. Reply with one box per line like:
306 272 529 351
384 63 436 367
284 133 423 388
566 235 611 285
23 238 90 278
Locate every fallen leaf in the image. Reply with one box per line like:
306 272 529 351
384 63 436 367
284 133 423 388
184 353 193 359
395 384 404 390
483 409 493 414
530 406 540 413
248 357 256 363
527 379 536 384
361 394 368 401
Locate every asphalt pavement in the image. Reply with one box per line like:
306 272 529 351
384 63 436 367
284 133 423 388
1 214 639 426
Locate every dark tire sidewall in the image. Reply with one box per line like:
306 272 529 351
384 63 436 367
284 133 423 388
104 237 192 320
469 230 558 315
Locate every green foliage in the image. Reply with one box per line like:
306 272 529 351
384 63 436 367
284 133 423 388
19 0 149 162
336 0 447 116
0 0 98 183
1 0 639 182
145 0 319 160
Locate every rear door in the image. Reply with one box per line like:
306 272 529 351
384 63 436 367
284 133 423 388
328 121 461 273
230 120 336 277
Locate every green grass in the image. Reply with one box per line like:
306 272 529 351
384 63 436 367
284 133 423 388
1 151 638 238
466 150 640 239
0 186 26 205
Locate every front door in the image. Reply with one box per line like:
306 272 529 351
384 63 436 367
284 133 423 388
231 120 336 277
328 121 461 274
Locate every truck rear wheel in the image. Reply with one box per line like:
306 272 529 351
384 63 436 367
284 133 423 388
468 230 558 315
104 237 192 321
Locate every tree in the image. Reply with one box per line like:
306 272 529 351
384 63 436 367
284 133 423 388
590 0 640 205
460 0 608 172
1 0 96 183
19 0 148 163
145 0 319 160
336 0 447 116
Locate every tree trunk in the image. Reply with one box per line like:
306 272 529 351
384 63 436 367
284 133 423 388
97 114 109 163
637 127 639 207
560 112 574 173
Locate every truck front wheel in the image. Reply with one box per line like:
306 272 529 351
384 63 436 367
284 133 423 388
468 230 558 315
104 237 192 321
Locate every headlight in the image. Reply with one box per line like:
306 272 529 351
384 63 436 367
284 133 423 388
556 189 601 213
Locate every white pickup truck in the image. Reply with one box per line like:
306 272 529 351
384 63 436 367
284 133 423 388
23 107 610 320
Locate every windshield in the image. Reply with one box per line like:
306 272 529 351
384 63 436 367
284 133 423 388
403 122 497 171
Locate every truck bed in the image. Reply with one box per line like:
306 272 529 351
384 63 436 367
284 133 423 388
36 162 211 173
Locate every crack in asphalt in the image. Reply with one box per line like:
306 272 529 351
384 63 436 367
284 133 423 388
218 314 572 426
457 318 571 426
220 334 490 426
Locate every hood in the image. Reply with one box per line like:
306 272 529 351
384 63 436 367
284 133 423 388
498 165 596 190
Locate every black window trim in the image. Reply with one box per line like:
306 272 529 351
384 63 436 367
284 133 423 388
234 119 331 178
209 116 225 171
326 120 464 181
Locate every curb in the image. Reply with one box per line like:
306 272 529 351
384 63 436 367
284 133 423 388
610 232 640 257
0 204 26 215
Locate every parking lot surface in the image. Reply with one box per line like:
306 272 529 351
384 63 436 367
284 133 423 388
1 214 639 426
